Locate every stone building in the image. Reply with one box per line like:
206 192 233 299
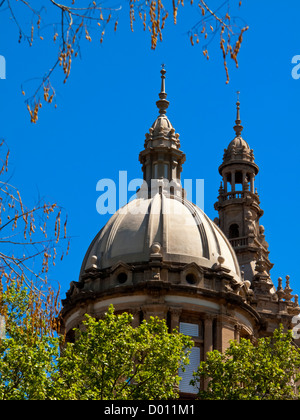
61 69 300 395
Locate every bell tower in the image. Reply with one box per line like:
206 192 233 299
214 94 273 283
139 66 186 198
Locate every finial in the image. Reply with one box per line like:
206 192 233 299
156 65 169 115
160 63 166 91
284 275 293 302
233 91 243 137
277 277 285 301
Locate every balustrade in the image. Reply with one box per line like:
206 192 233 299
229 236 249 247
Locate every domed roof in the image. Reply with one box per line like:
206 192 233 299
151 115 173 136
80 193 241 282
80 69 241 286
227 136 250 152
219 96 257 171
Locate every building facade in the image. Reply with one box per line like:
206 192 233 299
61 70 300 395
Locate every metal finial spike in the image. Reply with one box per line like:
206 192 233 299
236 91 241 119
160 64 166 95
236 101 241 122
233 91 243 137
156 65 169 115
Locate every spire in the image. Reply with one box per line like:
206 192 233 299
139 66 186 194
156 64 169 115
233 91 243 137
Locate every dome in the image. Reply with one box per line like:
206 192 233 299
220 96 256 168
220 134 256 171
227 136 250 152
151 115 173 136
80 193 241 282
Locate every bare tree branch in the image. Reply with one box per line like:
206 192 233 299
0 141 69 303
2 0 248 120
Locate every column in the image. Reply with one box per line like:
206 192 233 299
231 171 236 192
223 174 228 193
169 307 182 331
145 157 151 184
242 170 247 190
250 173 255 193
234 324 241 342
204 316 213 358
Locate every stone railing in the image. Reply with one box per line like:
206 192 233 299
221 191 244 201
220 190 260 204
229 236 249 248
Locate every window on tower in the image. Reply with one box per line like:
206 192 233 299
229 223 240 239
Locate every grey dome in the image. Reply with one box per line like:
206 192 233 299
80 193 241 282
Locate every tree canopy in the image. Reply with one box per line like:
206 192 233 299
0 284 193 400
53 305 193 400
0 279 60 399
192 327 300 400
2 273 300 400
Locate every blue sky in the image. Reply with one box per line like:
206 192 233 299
0 0 300 301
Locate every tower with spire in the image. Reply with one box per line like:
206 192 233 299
214 94 300 334
214 94 273 284
139 66 186 198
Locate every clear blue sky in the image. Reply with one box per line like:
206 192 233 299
0 0 299 301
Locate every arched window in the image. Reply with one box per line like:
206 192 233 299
229 223 239 239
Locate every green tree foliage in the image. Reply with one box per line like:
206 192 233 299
192 327 300 400
0 285 193 400
52 305 193 400
0 279 60 400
